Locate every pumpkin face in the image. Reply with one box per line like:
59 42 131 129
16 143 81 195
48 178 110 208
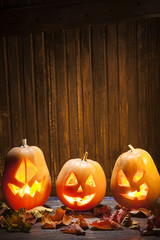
2 139 51 210
111 145 160 209
56 152 106 211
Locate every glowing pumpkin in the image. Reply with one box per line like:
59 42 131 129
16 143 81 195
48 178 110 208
2 139 51 210
111 145 160 209
56 152 107 211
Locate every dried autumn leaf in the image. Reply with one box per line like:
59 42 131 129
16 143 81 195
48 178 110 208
25 212 37 225
90 218 122 230
153 228 160 237
129 220 140 230
41 207 73 229
50 207 65 221
0 208 31 232
41 213 61 229
62 214 73 226
76 214 89 229
0 215 5 225
154 214 160 228
28 206 54 219
121 213 132 227
130 208 151 218
93 205 111 217
110 208 127 223
0 207 7 216
62 223 85 235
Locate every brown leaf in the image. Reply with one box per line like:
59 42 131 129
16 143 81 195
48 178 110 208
41 212 62 229
50 207 65 221
121 213 132 227
0 209 31 232
130 208 151 218
41 208 73 229
42 221 60 229
154 214 160 227
129 220 140 230
90 218 122 230
62 214 73 226
153 228 160 237
110 208 127 223
0 215 5 225
27 206 54 219
62 223 85 235
0 207 7 216
93 205 111 217
76 214 89 229
25 212 37 225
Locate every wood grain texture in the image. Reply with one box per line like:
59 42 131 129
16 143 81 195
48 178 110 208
0 13 160 197
106 23 120 179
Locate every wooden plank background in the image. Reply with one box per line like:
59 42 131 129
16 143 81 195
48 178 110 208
0 0 160 197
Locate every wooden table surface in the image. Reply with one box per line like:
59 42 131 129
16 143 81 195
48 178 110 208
0 197 158 240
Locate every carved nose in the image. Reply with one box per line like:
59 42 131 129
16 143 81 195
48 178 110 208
77 185 83 192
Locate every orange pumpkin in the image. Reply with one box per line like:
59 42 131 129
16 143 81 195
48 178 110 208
111 145 160 209
56 152 107 211
2 139 51 210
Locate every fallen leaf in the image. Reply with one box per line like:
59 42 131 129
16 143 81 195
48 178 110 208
121 213 132 227
153 228 160 237
0 208 31 232
110 208 127 223
25 212 37 225
0 207 7 216
62 214 73 226
41 207 73 229
28 206 54 219
129 220 140 230
62 223 85 235
76 214 89 229
93 205 111 217
130 208 151 218
154 214 160 227
90 218 122 230
50 207 65 221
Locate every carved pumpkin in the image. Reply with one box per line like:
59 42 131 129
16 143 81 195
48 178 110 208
56 152 106 211
2 139 51 210
111 145 160 209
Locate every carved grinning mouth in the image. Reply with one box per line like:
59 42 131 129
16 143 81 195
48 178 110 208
120 183 149 200
63 193 95 206
8 180 42 198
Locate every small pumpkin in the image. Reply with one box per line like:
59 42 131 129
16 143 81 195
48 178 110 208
56 152 107 211
2 139 51 210
111 145 160 209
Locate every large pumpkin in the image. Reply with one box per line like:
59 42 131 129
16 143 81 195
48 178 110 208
111 145 160 209
2 139 51 210
56 152 107 211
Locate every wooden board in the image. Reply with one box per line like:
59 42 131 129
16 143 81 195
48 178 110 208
0 15 160 197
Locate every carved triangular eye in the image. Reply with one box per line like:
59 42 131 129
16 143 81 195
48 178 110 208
118 170 130 187
65 172 78 185
15 159 38 183
133 170 144 183
85 174 96 187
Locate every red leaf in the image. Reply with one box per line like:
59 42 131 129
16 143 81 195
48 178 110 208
93 205 111 217
90 218 122 230
110 208 127 223
76 214 89 229
62 223 85 235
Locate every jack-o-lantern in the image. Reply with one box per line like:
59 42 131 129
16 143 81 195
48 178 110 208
111 145 160 209
56 152 107 211
2 139 51 210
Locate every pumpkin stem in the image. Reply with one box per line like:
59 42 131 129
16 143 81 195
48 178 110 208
82 151 88 161
22 139 28 148
128 144 135 152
